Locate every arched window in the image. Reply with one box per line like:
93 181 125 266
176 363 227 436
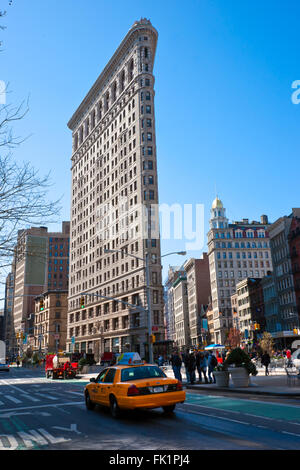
112 82 117 102
91 109 96 129
105 91 110 112
74 133 78 151
97 101 102 121
79 126 83 144
129 59 134 81
120 70 125 92
85 118 90 137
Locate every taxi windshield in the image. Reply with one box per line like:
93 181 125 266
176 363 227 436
121 366 166 382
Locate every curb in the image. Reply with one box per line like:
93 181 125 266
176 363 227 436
185 384 300 397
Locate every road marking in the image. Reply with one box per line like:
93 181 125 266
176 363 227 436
17 430 48 448
182 404 249 425
6 395 22 404
35 393 58 401
37 428 71 444
0 435 19 450
281 431 300 438
0 401 84 415
52 424 81 435
20 394 40 403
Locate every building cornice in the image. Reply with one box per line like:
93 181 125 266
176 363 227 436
67 20 158 131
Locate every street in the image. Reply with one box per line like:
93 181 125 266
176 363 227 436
1 367 300 451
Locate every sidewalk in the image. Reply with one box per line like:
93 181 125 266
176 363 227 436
78 365 300 397
165 366 300 397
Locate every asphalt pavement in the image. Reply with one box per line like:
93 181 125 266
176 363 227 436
2 366 300 450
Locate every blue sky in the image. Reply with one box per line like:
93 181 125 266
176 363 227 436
2 0 300 281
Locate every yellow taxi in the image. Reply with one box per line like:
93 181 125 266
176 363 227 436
84 352 185 418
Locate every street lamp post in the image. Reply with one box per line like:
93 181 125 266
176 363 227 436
104 248 186 364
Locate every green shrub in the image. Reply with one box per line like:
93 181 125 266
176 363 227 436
225 347 257 376
32 353 40 364
78 357 88 368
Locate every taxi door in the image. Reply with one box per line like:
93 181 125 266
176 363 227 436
98 368 117 406
89 368 109 404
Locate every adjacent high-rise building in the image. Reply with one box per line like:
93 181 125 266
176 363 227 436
207 197 273 344
184 254 211 346
9 223 70 356
164 265 186 342
67 19 164 360
267 208 300 345
172 274 190 349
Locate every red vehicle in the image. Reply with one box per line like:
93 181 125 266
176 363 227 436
45 354 77 380
100 352 117 366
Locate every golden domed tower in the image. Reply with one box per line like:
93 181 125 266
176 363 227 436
210 196 228 229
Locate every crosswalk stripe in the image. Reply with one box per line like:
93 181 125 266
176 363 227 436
20 394 40 402
6 395 22 404
35 394 58 401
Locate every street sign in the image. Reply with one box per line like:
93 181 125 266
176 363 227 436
71 336 75 344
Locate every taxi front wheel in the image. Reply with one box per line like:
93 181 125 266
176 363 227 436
162 405 176 414
110 396 121 419
85 392 95 411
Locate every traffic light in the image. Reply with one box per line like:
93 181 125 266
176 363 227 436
254 323 260 330
39 299 44 311
150 334 156 344
293 328 298 335
80 296 85 309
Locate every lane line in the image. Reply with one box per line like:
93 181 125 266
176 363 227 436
0 401 84 415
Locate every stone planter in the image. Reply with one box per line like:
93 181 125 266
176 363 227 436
229 367 250 387
214 370 229 387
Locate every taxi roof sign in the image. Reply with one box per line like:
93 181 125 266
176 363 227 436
117 352 143 365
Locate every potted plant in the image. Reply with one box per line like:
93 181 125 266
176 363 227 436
225 348 257 387
213 363 230 387
78 357 89 373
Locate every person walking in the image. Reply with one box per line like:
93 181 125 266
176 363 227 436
158 355 164 367
183 349 191 384
187 351 196 385
207 351 217 383
261 351 271 376
286 349 292 367
196 352 208 383
170 350 182 382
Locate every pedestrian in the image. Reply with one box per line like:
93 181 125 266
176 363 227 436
187 351 196 385
261 351 271 376
183 349 191 383
158 355 164 367
170 350 182 382
286 349 292 367
196 351 208 383
207 351 217 383
16 359 20 368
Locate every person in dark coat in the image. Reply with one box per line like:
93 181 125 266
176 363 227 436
170 351 182 382
186 351 196 384
261 352 271 376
